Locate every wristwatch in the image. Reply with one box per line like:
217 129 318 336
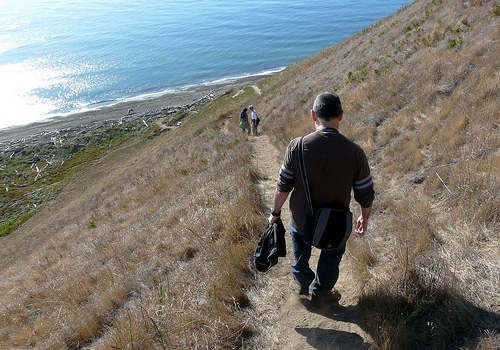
271 210 281 217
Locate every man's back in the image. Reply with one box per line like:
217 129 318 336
280 127 373 233
302 128 370 209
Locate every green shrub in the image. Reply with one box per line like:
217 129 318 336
448 37 463 48
490 4 500 16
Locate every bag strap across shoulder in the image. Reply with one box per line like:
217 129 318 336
298 137 314 216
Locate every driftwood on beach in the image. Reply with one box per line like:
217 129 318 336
0 91 217 154
0 90 219 233
0 74 270 235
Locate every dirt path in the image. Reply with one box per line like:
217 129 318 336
244 130 374 349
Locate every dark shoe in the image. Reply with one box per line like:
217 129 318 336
311 289 341 307
289 280 309 296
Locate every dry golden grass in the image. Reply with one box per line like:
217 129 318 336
0 0 498 349
0 89 266 348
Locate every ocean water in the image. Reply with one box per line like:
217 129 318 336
0 0 412 130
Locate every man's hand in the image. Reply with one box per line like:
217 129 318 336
355 214 367 235
268 214 279 225
355 206 372 236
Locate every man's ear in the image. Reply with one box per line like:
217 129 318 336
338 112 343 122
311 110 317 122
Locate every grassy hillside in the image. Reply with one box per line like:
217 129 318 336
0 0 498 349
257 0 499 348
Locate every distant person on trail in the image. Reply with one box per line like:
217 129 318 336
249 105 259 136
268 92 375 308
239 107 250 134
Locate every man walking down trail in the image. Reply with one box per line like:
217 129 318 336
268 92 375 307
249 105 259 136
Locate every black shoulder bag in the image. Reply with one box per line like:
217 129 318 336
298 137 353 250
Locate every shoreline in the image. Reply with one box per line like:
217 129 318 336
0 74 268 145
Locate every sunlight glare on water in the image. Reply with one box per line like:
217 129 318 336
0 61 61 128
0 0 412 130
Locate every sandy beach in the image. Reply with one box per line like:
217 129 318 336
0 75 267 145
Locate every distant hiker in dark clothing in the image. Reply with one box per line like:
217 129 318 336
249 105 259 136
268 92 375 307
239 107 250 134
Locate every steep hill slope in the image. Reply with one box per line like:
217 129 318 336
248 0 499 348
0 0 498 349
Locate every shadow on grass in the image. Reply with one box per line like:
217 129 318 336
299 291 499 349
295 325 370 350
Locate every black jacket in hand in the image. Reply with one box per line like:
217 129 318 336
253 218 286 272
